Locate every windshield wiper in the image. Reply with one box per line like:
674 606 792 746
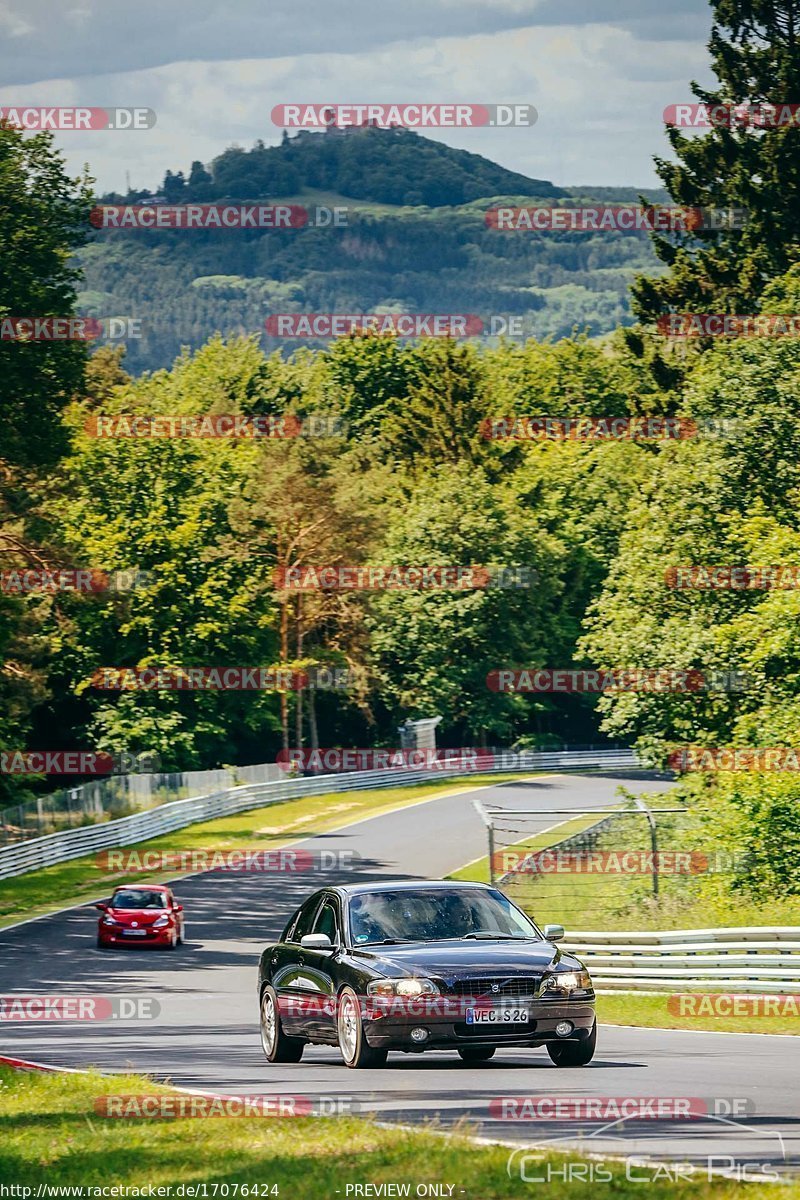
363 938 416 945
460 932 537 940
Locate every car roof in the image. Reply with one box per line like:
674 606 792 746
112 883 170 892
331 880 494 898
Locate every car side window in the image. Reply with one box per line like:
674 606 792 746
289 897 322 943
312 900 340 945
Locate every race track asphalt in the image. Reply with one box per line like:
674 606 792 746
1 773 798 1181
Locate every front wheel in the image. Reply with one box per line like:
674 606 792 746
337 987 387 1069
457 1046 495 1063
260 986 304 1063
547 1021 596 1066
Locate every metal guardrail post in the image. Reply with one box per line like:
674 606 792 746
634 794 659 899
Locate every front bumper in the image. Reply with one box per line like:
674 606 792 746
98 926 174 947
362 996 595 1050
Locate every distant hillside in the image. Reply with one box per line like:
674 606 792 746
111 125 566 210
83 133 666 374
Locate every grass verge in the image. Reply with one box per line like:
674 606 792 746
1 1067 795 1198
0 774 521 930
596 993 800 1036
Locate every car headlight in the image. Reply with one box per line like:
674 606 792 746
102 916 115 926
152 915 170 928
542 970 592 993
367 978 440 997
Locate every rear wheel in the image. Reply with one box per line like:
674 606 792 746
260 986 304 1063
457 1046 496 1063
337 987 387 1069
547 1021 596 1066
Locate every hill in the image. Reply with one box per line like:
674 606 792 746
113 125 567 209
81 131 665 374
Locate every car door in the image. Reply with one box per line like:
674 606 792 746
167 889 184 939
272 894 325 1035
299 896 343 1043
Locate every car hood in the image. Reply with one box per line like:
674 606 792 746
351 939 569 977
106 909 168 926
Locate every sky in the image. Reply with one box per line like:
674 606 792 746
0 0 717 193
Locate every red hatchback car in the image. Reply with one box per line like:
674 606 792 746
96 885 185 950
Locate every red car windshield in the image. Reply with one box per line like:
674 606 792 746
111 890 168 910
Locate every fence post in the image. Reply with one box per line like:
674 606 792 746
634 795 659 899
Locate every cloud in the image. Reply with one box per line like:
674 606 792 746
0 2 716 190
0 0 711 86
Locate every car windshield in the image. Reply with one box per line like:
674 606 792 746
110 890 168 910
348 888 540 945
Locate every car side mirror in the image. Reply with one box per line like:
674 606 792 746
544 923 565 942
300 933 333 952
95 903 109 912
173 904 183 912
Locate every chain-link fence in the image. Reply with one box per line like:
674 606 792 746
0 763 284 847
475 794 724 931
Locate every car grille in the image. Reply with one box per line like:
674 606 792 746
447 977 540 1000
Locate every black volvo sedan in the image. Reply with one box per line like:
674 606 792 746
257 880 596 1069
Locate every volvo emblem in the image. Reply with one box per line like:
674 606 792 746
491 983 500 993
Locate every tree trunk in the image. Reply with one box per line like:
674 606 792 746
295 594 304 748
280 592 289 750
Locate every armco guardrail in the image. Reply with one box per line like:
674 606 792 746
0 748 640 882
562 928 800 993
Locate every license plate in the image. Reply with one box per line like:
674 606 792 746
465 1007 529 1025
121 930 148 937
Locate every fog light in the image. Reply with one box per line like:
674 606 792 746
410 1027 429 1043
555 1021 574 1037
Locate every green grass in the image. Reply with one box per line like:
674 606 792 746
0 774 521 930
597 993 800 1036
502 853 800 932
1 1067 795 1197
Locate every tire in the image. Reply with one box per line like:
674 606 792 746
457 1046 496 1063
337 987 387 1069
260 985 304 1064
96 936 107 949
547 1021 596 1066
